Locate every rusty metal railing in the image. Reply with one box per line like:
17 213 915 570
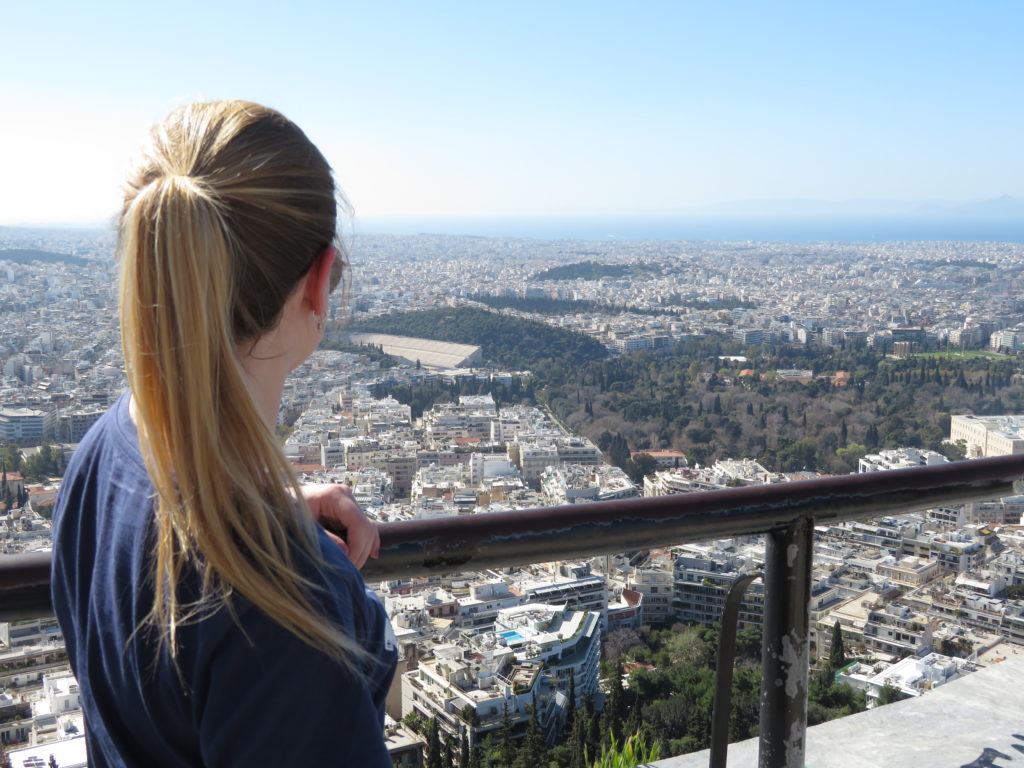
4 453 1024 768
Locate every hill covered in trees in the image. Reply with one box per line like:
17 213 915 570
376 332 1023 477
540 335 1022 474
0 249 88 266
347 307 608 370
467 294 755 316
530 261 660 281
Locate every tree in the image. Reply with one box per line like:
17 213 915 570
829 621 847 669
662 625 713 668
443 732 456 768
1 444 23 472
461 703 480 728
516 694 546 768
496 703 516 768
1007 584 1024 601
835 443 867 473
602 659 627 743
404 710 426 735
602 629 644 664
864 424 880 451
567 707 587 768
941 439 967 461
624 452 658 484
563 670 577 740
426 717 442 768
876 682 907 706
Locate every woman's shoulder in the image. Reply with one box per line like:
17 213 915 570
53 392 151 543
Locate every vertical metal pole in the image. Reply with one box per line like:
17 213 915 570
759 518 813 768
710 572 762 768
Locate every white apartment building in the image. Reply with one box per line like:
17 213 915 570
929 497 1024 528
0 407 52 441
469 453 520 486
421 396 498 446
950 414 1024 458
673 553 764 631
56 407 105 443
520 575 608 616
858 448 949 473
412 463 470 500
990 328 1024 352
901 530 984 574
351 395 413 433
876 555 941 588
627 557 675 626
402 604 601 747
0 617 62 648
509 437 601 487
540 464 637 507
644 469 726 497
456 580 525 631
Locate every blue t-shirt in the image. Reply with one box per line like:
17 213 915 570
50 394 397 767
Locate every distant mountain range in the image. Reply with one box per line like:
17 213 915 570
680 195 1024 218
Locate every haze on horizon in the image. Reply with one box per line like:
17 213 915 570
2 1 1022 227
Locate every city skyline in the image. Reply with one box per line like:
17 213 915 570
2 1 1023 227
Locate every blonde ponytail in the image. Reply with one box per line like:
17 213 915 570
118 101 361 666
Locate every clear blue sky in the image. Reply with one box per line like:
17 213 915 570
2 1 1022 225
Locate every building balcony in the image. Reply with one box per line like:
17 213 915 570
5 454 1024 767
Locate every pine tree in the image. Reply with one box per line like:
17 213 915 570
426 717 442 768
829 620 847 669
443 732 456 768
584 694 601 761
568 709 587 768
603 659 626 743
517 693 546 768
865 424 879 451
563 670 577 739
497 703 516 768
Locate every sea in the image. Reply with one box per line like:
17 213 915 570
355 215 1024 244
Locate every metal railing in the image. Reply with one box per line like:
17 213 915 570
4 453 1024 768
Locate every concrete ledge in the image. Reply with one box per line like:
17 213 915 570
658 652 1024 767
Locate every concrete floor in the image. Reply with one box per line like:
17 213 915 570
657 652 1024 768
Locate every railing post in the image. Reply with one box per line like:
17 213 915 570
759 517 813 768
710 571 762 768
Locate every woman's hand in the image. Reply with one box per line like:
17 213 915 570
301 483 380 569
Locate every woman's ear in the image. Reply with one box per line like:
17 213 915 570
303 246 336 316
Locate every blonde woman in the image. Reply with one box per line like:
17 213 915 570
50 101 397 766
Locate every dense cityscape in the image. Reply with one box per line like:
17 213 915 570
3 226 1024 767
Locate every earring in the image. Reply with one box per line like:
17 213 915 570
315 312 324 331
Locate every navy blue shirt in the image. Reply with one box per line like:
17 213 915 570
51 394 397 767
